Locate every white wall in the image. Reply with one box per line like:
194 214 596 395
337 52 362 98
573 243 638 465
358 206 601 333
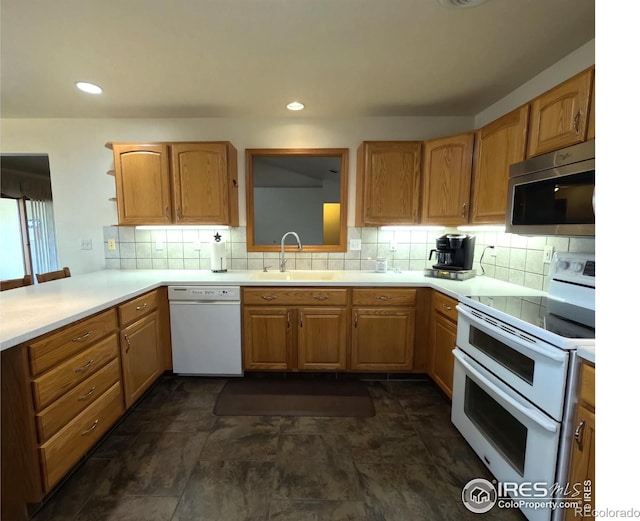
0 117 471 274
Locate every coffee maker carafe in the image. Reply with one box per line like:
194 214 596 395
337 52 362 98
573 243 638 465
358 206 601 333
429 234 475 271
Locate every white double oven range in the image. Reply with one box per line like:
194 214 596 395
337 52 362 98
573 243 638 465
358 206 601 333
452 252 595 521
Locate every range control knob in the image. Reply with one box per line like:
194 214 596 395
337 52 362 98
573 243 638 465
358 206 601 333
571 262 584 273
558 260 571 270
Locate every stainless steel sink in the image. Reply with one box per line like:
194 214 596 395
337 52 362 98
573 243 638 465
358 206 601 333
249 270 339 281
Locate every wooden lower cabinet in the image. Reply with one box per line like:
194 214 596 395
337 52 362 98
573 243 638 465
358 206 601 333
427 290 459 398
565 362 596 520
120 310 163 408
243 307 291 370
298 307 347 370
351 308 415 370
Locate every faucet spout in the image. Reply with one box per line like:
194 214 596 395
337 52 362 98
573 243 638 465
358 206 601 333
280 231 303 272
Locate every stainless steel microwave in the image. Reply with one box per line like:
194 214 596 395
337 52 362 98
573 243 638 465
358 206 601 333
506 140 595 236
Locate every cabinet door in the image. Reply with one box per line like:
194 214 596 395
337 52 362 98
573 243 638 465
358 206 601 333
170 143 230 224
112 144 172 225
471 105 529 224
297 307 347 370
527 68 594 158
565 404 596 521
430 312 456 399
351 308 415 370
356 142 422 225
421 133 474 225
243 307 291 370
120 311 162 408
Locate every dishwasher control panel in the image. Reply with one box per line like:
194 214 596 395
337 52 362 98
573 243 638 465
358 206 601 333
168 286 241 301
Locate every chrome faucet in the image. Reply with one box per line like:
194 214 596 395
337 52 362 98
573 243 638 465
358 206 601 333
280 231 303 272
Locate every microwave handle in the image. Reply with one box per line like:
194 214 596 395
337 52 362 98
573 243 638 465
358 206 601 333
453 349 558 433
456 305 567 362
592 185 596 215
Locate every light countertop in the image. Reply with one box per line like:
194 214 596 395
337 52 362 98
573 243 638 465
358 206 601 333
577 345 595 365
0 269 546 351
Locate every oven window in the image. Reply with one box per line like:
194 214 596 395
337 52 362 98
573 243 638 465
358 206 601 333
512 171 595 225
465 377 527 476
469 326 535 385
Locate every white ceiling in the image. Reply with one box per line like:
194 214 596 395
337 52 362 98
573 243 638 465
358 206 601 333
0 0 595 119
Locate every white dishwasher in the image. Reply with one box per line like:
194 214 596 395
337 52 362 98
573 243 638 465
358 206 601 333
168 286 243 376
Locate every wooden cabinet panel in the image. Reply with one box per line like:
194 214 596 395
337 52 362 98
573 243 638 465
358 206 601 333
39 382 125 492
243 307 290 370
356 141 422 225
527 68 594 158
243 288 348 306
421 132 474 225
171 143 231 224
28 308 118 376
120 311 163 408
351 308 415 370
471 105 529 224
431 291 458 323
431 313 456 399
352 288 416 306
31 334 119 410
35 358 121 443
587 79 595 141
298 307 347 370
110 141 239 226
112 143 172 225
118 289 159 326
565 404 596 521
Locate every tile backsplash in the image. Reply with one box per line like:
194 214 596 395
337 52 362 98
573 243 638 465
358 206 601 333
103 226 595 291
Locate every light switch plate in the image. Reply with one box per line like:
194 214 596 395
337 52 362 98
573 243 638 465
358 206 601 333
350 239 362 251
81 239 93 250
543 245 554 263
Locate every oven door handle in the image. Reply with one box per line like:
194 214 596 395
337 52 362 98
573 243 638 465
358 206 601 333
456 305 567 363
453 349 558 433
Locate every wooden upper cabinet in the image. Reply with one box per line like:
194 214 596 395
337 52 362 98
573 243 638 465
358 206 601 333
587 78 595 141
171 143 231 224
421 132 474 226
527 67 594 158
356 141 422 226
110 141 239 226
112 143 172 225
471 105 529 224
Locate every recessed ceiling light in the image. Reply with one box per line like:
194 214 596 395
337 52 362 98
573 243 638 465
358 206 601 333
437 0 488 8
286 101 305 111
75 81 103 94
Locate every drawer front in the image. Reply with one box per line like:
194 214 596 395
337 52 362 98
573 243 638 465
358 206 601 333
580 362 595 409
39 381 124 492
32 334 119 411
352 288 416 306
243 288 348 306
118 289 159 326
36 358 121 443
29 309 118 376
432 291 458 322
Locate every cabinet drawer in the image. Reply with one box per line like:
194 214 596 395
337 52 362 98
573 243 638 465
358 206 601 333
579 362 595 409
39 382 124 492
243 288 348 306
432 291 458 322
352 288 416 306
32 334 119 411
118 289 160 326
28 309 118 376
35 358 121 443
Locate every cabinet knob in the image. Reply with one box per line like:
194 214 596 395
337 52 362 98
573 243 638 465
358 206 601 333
136 302 148 311
573 111 582 134
261 295 277 301
72 332 92 343
74 359 94 373
574 419 586 450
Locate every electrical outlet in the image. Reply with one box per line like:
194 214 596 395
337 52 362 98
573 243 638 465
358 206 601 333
349 239 362 251
80 239 93 250
107 239 116 251
155 238 164 250
193 240 201 251
543 245 554 263
489 246 497 257
389 241 397 252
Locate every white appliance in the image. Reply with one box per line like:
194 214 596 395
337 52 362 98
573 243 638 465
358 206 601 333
168 286 242 376
452 252 595 521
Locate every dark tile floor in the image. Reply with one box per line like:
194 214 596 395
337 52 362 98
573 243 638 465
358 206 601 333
33 375 527 521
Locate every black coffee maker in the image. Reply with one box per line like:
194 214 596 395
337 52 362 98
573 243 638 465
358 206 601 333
429 234 475 271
